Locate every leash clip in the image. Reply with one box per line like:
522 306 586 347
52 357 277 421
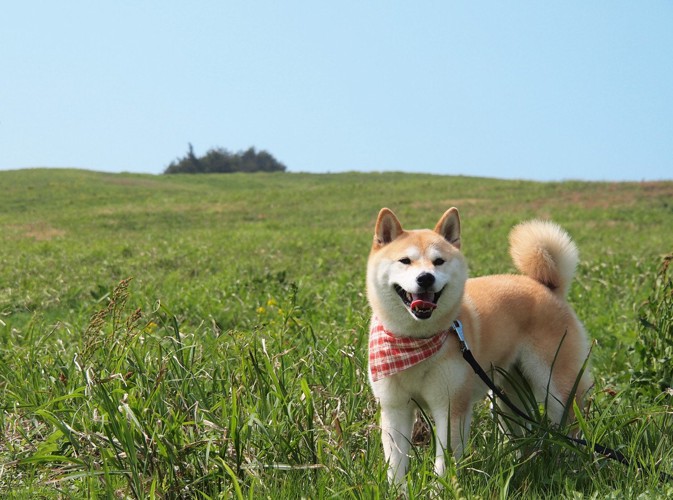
452 320 468 352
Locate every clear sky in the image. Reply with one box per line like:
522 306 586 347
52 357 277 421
2 2 671 181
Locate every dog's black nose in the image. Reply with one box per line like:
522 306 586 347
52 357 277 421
416 272 435 289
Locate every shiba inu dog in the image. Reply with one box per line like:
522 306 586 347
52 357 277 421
366 207 592 485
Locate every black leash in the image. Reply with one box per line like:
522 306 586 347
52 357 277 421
450 320 672 483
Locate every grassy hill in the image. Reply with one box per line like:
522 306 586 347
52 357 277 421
1 168 672 497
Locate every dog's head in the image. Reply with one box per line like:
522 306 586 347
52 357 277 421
366 208 467 335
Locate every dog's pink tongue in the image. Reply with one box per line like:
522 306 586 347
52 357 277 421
410 293 437 311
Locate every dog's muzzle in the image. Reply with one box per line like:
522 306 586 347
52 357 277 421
394 281 444 320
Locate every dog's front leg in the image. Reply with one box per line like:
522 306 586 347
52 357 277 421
432 408 450 477
431 403 472 478
380 405 415 485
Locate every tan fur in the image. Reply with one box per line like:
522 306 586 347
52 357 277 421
367 208 592 486
509 219 579 297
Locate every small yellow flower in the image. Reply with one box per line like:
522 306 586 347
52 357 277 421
267 298 278 307
257 306 266 315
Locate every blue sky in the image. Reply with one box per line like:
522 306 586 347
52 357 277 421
2 2 671 181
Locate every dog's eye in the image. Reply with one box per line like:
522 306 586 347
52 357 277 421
433 258 446 266
398 257 412 265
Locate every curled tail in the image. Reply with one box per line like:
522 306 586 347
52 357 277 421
509 220 579 298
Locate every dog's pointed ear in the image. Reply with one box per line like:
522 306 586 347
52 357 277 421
434 208 461 249
374 208 404 249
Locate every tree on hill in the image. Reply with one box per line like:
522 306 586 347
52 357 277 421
164 144 287 174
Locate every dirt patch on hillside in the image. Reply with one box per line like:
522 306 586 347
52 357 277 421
532 181 673 211
9 222 66 240
411 198 482 211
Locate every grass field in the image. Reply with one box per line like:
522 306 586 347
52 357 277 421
1 168 672 498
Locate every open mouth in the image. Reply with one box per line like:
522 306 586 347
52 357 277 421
394 284 444 320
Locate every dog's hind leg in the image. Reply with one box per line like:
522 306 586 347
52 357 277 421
493 368 538 437
516 349 591 431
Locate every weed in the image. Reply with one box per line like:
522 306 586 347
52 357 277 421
630 253 673 396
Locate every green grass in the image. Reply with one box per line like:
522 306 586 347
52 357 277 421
1 168 672 498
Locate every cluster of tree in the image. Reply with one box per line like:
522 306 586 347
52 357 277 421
164 144 287 174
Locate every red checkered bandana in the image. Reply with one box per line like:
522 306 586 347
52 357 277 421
369 318 450 382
